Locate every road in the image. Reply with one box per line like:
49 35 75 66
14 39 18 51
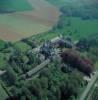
80 71 98 100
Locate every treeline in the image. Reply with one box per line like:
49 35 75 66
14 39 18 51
76 33 98 63
60 2 98 19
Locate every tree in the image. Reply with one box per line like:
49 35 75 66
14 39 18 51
91 87 98 100
6 66 17 85
30 78 43 100
40 77 48 89
61 49 94 76
76 38 89 51
60 70 83 100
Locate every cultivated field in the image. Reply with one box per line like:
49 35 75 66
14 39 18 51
0 0 60 41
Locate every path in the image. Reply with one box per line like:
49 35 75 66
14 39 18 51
80 71 98 100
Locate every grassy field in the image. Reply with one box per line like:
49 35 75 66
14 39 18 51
47 0 67 7
46 0 73 9
14 42 32 53
47 0 98 8
0 0 32 11
32 16 98 41
47 0 98 39
55 17 98 40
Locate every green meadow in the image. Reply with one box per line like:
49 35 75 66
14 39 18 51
0 0 32 11
14 42 32 53
59 17 98 39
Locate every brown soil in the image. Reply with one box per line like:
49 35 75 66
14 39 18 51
0 0 60 41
